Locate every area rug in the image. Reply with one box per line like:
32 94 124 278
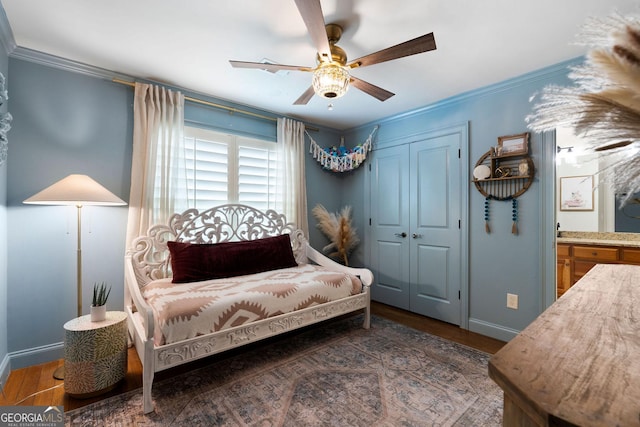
65 315 503 426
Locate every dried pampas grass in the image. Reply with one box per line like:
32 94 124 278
312 204 360 266
527 12 640 204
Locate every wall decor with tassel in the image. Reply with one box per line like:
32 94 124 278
472 133 534 235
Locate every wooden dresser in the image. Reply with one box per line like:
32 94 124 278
489 264 640 426
557 239 640 296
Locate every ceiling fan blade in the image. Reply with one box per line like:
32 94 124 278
348 33 436 69
294 0 332 62
229 60 312 72
350 77 395 102
293 86 316 105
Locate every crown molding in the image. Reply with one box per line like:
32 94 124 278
7 36 578 136
349 57 583 133
6 46 316 132
9 46 131 81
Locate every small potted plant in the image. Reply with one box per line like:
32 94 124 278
91 282 111 322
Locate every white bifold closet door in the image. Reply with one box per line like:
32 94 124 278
369 130 462 325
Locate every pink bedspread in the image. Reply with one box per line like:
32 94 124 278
142 263 362 346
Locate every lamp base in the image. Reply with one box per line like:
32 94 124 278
53 366 64 380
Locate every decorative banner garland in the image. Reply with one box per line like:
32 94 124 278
308 125 378 172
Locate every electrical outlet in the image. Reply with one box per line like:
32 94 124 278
507 293 518 310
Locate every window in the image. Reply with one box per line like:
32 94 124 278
182 126 281 212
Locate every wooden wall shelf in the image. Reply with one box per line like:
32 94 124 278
472 150 534 200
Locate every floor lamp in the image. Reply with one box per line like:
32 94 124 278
24 174 127 379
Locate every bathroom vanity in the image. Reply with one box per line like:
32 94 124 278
556 231 640 296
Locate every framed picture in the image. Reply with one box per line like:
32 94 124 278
560 175 594 211
497 133 529 157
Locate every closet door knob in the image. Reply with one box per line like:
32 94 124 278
412 233 423 239
394 232 407 238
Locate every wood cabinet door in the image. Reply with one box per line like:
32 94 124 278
556 244 571 297
573 260 598 283
557 259 571 296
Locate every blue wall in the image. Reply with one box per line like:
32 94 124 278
1 52 576 368
0 44 579 369
344 62 573 340
3 56 343 369
6 60 132 367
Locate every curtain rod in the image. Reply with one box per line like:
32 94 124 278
112 78 318 131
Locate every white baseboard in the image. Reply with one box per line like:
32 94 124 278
8 342 63 370
468 318 519 343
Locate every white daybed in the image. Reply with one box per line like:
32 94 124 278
124 204 372 414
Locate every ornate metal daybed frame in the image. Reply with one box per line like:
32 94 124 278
124 204 372 413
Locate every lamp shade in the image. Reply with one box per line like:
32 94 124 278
23 174 126 206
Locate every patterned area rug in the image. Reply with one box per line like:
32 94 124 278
65 315 503 426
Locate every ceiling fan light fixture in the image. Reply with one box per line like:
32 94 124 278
312 63 350 99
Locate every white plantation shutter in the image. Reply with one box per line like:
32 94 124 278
184 132 229 208
238 143 279 211
181 126 281 212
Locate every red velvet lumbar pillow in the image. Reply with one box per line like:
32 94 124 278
168 234 298 283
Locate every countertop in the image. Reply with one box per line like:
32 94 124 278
557 231 640 248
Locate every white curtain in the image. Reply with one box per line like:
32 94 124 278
277 117 308 237
125 82 186 249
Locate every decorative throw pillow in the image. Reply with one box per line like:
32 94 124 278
168 234 298 283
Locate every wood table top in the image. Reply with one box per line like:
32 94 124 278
488 264 640 426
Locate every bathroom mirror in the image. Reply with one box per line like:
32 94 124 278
555 127 640 233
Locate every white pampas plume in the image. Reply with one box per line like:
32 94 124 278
312 204 360 266
527 12 640 204
588 50 640 113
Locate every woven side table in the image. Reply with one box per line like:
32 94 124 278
63 311 128 398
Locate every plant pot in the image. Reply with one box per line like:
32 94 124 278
90 305 106 322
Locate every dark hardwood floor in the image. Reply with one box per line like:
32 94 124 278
0 301 505 411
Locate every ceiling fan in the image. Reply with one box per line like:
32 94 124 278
229 0 437 105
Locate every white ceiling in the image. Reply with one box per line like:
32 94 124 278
2 0 639 130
